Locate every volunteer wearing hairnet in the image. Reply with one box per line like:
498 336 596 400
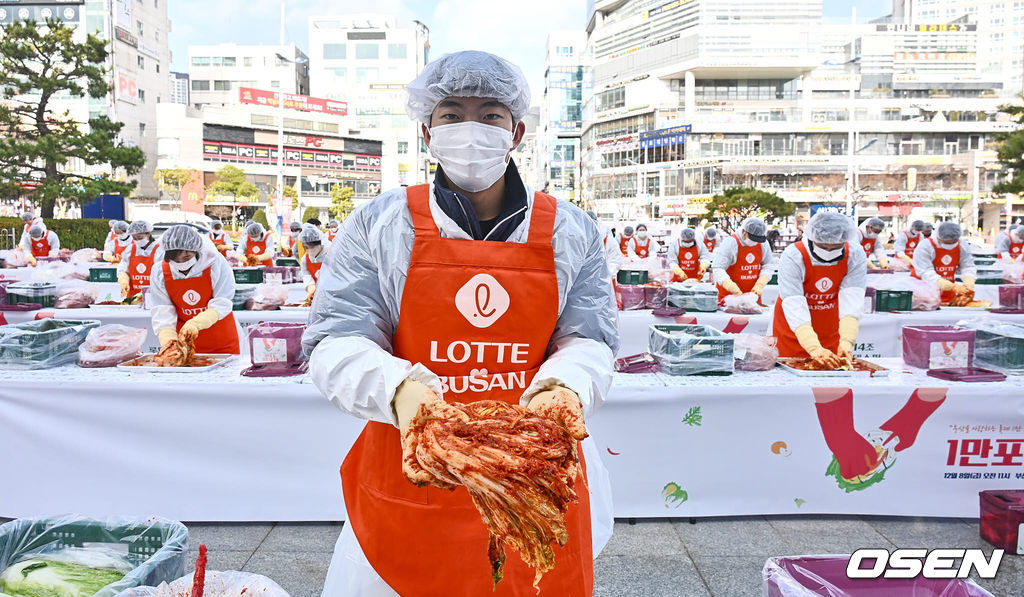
18 212 44 247
859 217 889 269
669 228 710 282
712 217 776 303
298 225 330 296
894 220 925 264
105 219 118 244
703 227 719 253
995 224 1024 262
587 210 623 281
626 223 656 259
771 212 867 368
922 222 934 238
304 50 616 597
149 225 239 354
208 219 234 257
19 224 59 266
617 225 635 256
285 221 303 258
326 219 340 242
237 222 275 266
912 222 977 305
103 221 132 263
118 220 161 301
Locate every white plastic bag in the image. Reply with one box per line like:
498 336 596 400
31 261 79 281
732 334 779 371
0 249 29 268
910 277 941 311
116 570 290 597
71 248 103 264
722 292 762 314
889 257 910 272
78 325 148 367
998 258 1024 283
250 282 288 311
55 280 100 309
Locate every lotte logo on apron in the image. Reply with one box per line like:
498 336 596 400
136 263 147 273
684 252 693 260
455 273 510 328
182 290 202 306
815 278 834 293
746 252 756 264
941 255 953 265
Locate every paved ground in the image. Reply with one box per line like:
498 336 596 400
3 516 1020 595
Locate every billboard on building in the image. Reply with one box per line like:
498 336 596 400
640 125 691 149
114 0 130 30
0 3 80 23
238 87 348 117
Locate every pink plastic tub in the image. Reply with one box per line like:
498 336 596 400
763 555 993 596
619 285 646 310
644 284 667 309
998 285 1024 309
902 325 975 369
247 322 307 368
980 489 1024 554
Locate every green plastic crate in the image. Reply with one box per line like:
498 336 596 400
0 319 100 368
232 285 257 311
769 273 778 285
973 328 1024 372
275 257 300 267
89 267 119 283
617 269 649 285
233 268 264 285
874 289 913 311
6 281 57 308
0 516 188 597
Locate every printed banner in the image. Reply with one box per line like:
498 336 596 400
238 87 348 117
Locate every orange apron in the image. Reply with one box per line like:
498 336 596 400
245 236 269 258
772 242 849 358
340 184 593 597
126 243 158 298
717 234 762 302
671 244 702 282
904 231 920 257
30 234 53 258
209 233 230 256
912 238 960 304
1010 239 1023 260
111 237 131 258
304 252 323 283
327 230 338 242
161 261 240 354
860 231 876 257
704 238 716 253
633 237 651 258
618 235 630 256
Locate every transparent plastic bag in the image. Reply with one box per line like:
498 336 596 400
250 282 288 311
997 258 1024 284
0 515 188 597
910 277 941 311
0 319 101 369
732 333 778 371
78 324 148 368
30 262 79 281
70 248 103 264
889 257 910 272
722 292 762 314
116 570 290 597
55 280 100 309
0 250 29 269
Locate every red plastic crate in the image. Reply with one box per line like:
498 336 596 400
902 325 975 369
980 489 1024 554
998 285 1024 309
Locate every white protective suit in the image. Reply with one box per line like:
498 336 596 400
148 248 236 337
912 239 978 286
667 239 711 276
625 235 659 260
299 240 332 286
858 226 888 265
103 235 134 259
20 229 60 256
209 230 235 253
116 239 163 276
893 230 921 259
600 227 623 278
303 183 619 597
773 239 868 334
711 234 777 285
17 217 44 247
236 233 277 261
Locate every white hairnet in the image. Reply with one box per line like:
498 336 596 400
162 225 203 253
405 50 531 124
742 217 767 238
910 220 925 232
705 228 717 240
113 220 129 234
108 219 116 227
21 212 34 222
865 217 884 230
623 226 634 236
328 219 340 228
246 222 265 238
299 226 323 245
923 222 934 231
210 219 223 229
680 228 696 242
807 212 855 244
127 220 153 235
289 221 302 232
937 221 961 242
29 224 45 238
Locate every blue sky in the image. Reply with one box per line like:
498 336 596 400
169 1 894 100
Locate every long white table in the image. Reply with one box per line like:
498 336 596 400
1 359 1020 521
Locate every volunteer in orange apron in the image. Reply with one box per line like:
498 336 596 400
626 224 657 259
208 219 234 257
617 225 634 256
118 220 161 301
911 222 977 305
105 219 118 245
995 224 1024 262
298 225 330 296
712 217 776 304
703 227 718 254
326 219 340 242
103 221 132 263
18 212 43 247
237 222 275 266
669 228 710 282
19 224 60 266
894 219 925 265
859 217 889 269
283 221 302 257
305 50 617 597
149 225 239 355
771 211 867 368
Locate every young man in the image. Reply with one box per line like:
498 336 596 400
703 227 719 253
20 224 59 266
617 225 635 256
995 224 1023 262
303 50 617 597
859 217 889 269
668 228 710 282
236 222 275 266
712 217 776 304
894 219 926 264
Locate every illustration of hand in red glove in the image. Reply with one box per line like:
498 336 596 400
813 388 883 479
881 388 947 452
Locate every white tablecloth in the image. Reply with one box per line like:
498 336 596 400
2 359 1020 521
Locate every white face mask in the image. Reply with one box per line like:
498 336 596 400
939 241 959 250
118 233 129 241
306 244 322 258
169 257 198 276
741 236 759 247
637 231 648 240
680 240 695 247
811 245 844 262
429 121 513 193
865 231 879 239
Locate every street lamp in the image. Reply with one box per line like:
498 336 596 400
624 156 647 221
274 52 308 235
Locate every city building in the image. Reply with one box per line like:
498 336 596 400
187 44 309 109
169 71 190 105
581 1 1017 234
539 31 587 203
155 101 382 226
308 14 429 190
892 0 1024 95
513 106 542 192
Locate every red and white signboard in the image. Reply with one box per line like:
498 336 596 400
116 74 137 105
238 87 347 117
